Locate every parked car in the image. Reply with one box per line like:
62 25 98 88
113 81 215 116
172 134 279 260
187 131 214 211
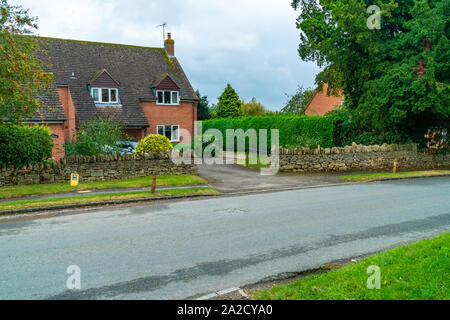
116 141 138 155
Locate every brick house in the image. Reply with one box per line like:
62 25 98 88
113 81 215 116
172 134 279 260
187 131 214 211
305 83 344 116
29 34 198 160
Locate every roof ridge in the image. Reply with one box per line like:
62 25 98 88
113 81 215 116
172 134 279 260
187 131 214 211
34 35 164 51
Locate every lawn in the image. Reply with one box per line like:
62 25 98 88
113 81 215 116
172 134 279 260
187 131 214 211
339 170 450 182
253 233 449 300
0 188 219 212
235 152 270 169
0 175 208 199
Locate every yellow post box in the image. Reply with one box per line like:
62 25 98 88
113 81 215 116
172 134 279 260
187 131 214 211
70 173 80 186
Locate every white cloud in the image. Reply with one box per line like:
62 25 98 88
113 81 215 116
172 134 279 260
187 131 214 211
11 0 320 109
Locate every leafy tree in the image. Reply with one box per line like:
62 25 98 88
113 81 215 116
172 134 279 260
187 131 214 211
241 97 270 116
196 90 211 120
209 104 219 118
292 0 450 145
0 0 52 124
281 85 316 115
216 84 243 118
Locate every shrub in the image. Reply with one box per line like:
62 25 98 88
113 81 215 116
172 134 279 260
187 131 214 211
65 119 124 156
0 125 53 167
201 114 335 152
136 134 173 154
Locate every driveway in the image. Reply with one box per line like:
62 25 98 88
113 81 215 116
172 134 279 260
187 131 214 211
0 177 448 299
198 163 346 193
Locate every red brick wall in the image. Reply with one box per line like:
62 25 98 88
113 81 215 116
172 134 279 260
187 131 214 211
305 83 344 116
48 123 66 161
141 101 197 143
124 129 145 142
57 86 77 141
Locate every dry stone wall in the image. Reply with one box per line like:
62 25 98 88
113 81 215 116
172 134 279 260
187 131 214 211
0 152 197 187
279 143 450 173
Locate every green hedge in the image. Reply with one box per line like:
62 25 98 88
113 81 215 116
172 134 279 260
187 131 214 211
201 114 335 151
0 125 53 167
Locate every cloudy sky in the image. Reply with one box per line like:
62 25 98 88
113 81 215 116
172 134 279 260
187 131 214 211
11 0 321 110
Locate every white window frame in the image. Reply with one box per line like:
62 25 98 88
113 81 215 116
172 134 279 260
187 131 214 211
91 87 119 104
156 90 180 105
157 125 180 142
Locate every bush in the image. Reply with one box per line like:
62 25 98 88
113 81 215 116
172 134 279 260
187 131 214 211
0 125 53 167
201 114 335 152
65 119 124 156
136 134 173 154
327 108 413 147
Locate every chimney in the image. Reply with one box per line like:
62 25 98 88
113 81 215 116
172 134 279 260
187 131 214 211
164 33 175 56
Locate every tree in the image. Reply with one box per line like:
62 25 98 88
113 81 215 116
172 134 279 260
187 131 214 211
196 90 211 120
241 97 270 116
292 0 450 144
0 0 52 124
281 86 316 115
216 84 243 118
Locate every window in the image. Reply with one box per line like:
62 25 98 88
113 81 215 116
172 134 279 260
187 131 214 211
91 88 119 104
156 90 179 105
92 88 99 102
157 125 180 142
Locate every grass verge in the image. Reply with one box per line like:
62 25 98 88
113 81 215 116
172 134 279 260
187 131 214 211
0 188 219 212
0 175 208 199
253 233 449 300
339 170 450 182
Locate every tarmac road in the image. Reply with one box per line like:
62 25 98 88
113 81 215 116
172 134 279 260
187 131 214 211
0 177 449 300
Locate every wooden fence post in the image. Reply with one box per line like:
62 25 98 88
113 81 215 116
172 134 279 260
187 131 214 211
151 174 157 193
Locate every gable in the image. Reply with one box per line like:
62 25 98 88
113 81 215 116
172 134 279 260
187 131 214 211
155 75 180 91
90 69 120 88
305 84 344 116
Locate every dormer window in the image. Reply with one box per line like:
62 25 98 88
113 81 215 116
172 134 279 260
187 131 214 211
91 88 119 104
89 69 120 105
156 90 179 105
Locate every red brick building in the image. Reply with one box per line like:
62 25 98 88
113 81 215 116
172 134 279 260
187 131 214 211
31 34 198 160
305 83 344 116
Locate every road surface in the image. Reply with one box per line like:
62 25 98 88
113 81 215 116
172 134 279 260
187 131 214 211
0 177 449 300
198 163 346 193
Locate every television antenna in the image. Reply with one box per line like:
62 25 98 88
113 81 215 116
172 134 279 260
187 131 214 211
156 22 167 42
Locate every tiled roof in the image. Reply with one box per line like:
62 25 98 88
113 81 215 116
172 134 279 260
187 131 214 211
37 37 198 128
25 81 67 123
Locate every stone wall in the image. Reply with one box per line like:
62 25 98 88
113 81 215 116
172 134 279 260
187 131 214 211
280 143 450 173
0 152 197 187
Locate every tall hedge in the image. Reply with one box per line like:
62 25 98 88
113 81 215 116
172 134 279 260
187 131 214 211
0 125 53 167
201 114 335 151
